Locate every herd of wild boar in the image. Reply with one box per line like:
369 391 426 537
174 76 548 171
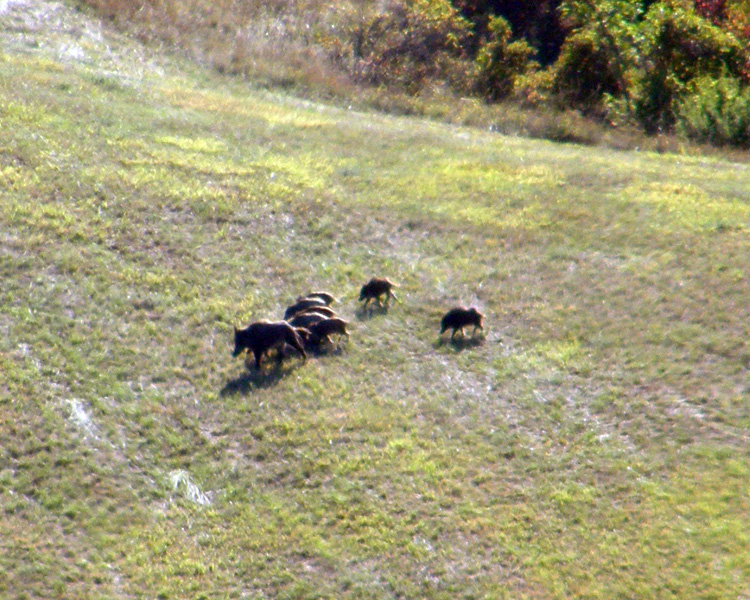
232 277 484 371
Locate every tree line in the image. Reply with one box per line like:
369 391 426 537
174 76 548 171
85 0 750 147
322 0 750 146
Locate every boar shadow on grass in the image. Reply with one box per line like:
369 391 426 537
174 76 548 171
354 304 389 321
436 335 485 352
220 362 301 396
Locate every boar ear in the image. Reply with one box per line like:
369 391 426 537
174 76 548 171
234 325 239 333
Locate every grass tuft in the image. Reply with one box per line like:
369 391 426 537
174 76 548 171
168 470 213 506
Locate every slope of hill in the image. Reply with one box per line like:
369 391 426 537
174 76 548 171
2 1 750 599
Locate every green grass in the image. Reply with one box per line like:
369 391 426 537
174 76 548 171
2 2 750 599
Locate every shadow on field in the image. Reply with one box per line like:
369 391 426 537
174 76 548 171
220 362 302 396
354 305 390 321
220 341 348 396
436 336 485 352
310 341 348 358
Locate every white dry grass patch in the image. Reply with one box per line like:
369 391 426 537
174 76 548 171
66 398 99 440
0 0 166 85
168 469 213 506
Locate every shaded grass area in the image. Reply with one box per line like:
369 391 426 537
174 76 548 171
1 3 750 598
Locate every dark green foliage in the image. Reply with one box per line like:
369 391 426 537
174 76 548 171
554 0 643 113
327 1 536 102
552 30 624 111
474 15 535 102
676 74 750 145
554 0 750 139
634 0 745 132
453 0 566 65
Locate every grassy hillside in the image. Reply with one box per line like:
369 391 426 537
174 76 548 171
2 2 750 599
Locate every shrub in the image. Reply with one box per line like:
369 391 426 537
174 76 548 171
552 29 626 112
323 0 473 95
453 0 567 67
676 74 750 146
634 0 745 133
474 15 535 102
552 0 642 114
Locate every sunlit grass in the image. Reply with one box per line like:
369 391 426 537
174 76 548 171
629 181 750 233
1 2 750 599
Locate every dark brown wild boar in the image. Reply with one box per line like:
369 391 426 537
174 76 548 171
288 311 329 329
297 291 336 305
440 307 484 341
358 277 397 309
233 320 307 370
283 297 328 320
308 317 350 346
